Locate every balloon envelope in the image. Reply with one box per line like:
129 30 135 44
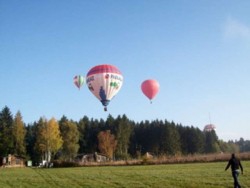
141 79 160 101
86 64 123 111
74 75 85 90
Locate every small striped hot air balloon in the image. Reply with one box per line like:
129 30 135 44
73 75 85 90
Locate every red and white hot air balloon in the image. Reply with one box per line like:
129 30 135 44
86 64 123 111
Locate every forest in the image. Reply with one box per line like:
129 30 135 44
0 105 249 164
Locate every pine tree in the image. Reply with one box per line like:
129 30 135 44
114 115 133 159
85 118 99 153
204 130 219 153
0 106 14 155
159 122 181 155
25 123 39 162
77 116 88 153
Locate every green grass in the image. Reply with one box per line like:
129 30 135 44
0 161 249 188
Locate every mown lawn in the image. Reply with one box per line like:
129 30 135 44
0 161 249 188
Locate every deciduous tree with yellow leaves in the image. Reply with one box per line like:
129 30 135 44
13 111 26 157
35 117 63 163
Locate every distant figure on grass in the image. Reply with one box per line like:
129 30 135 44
225 153 243 188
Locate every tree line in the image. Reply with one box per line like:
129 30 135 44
0 106 249 164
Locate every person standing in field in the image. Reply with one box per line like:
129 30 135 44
225 153 243 188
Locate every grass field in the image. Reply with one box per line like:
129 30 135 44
0 161 249 188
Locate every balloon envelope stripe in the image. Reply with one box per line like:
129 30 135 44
87 64 121 76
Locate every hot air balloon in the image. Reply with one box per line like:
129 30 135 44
74 75 85 90
86 64 123 111
141 79 160 103
203 124 216 132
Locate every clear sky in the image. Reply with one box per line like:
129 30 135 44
1 1 250 141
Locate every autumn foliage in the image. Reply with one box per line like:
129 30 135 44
97 130 117 159
35 117 63 162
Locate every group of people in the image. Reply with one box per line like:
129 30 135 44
225 153 244 188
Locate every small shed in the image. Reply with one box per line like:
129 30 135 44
1 154 25 167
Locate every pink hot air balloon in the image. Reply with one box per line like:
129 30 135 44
141 79 160 103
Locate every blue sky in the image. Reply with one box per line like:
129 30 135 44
1 1 250 141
